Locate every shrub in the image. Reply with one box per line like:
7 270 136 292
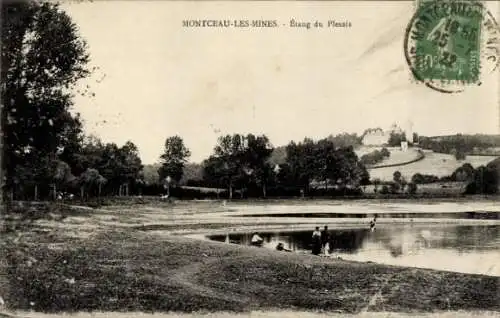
407 182 418 195
411 173 440 184
380 185 390 194
465 166 498 194
360 148 391 166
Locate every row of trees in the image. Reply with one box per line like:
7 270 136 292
154 134 371 199
418 134 500 160
1 1 147 201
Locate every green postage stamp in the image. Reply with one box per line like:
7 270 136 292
405 0 500 93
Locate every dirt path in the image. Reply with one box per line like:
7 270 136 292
168 255 251 305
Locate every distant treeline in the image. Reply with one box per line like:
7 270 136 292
418 134 500 159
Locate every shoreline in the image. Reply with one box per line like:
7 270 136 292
1 228 498 315
1 203 498 315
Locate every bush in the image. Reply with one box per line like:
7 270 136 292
380 185 390 194
451 163 475 182
411 173 440 184
407 182 418 195
360 148 391 166
380 147 390 157
465 166 499 194
390 182 401 194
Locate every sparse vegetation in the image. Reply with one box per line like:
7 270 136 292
360 148 391 166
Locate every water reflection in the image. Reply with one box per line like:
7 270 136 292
207 225 500 276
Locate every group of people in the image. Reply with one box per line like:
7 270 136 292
250 216 378 256
311 226 331 255
311 218 377 256
250 232 292 252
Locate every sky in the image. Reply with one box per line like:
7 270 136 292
62 1 500 164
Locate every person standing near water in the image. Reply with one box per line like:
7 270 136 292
321 225 330 254
251 232 264 247
312 227 322 255
369 216 377 232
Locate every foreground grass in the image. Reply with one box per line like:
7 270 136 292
1 225 498 315
6 310 500 318
1 202 499 315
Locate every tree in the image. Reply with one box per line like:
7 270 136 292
465 166 498 195
412 132 419 144
158 136 191 186
202 155 226 192
372 178 381 193
242 134 274 197
451 163 475 182
407 182 418 195
326 133 362 148
285 139 316 194
1 0 91 200
116 141 143 196
179 163 203 185
393 171 402 184
388 132 406 147
391 171 403 194
411 173 439 184
313 138 337 190
78 168 106 200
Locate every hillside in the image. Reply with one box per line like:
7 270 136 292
368 150 498 181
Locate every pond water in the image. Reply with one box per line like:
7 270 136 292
206 224 500 276
236 212 499 219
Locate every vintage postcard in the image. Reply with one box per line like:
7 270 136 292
1 0 499 317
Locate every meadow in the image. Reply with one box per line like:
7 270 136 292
367 150 497 181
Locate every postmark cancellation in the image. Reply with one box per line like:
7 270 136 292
405 0 500 93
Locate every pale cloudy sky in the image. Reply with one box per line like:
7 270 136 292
62 1 500 164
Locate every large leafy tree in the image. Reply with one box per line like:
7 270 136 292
209 134 246 199
466 165 499 195
285 138 316 193
313 138 336 189
242 134 274 197
158 136 191 185
203 134 273 199
79 138 143 196
1 0 91 199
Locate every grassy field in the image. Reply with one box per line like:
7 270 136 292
368 151 498 181
0 202 499 317
357 147 421 168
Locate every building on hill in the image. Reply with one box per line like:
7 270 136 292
362 128 387 146
362 124 405 146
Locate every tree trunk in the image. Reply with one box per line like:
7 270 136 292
262 184 267 198
98 183 102 198
80 187 84 201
